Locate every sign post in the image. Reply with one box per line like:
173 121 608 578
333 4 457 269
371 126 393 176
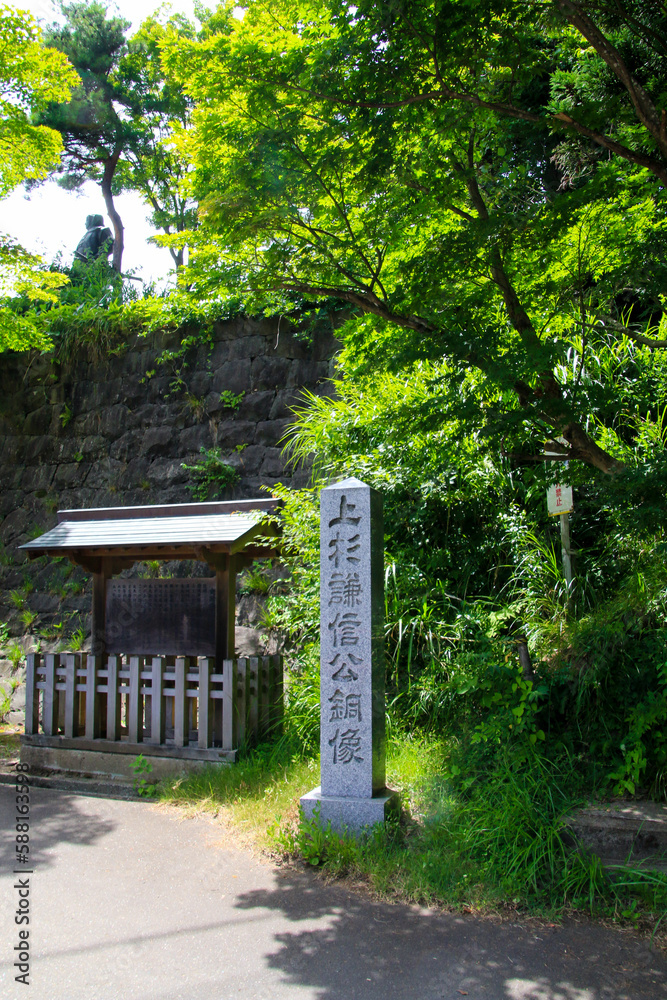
545 440 574 593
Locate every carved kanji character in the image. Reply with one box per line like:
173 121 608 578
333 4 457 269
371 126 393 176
329 728 364 764
328 572 362 607
328 532 361 567
329 652 362 681
344 533 360 562
344 692 362 721
328 612 361 647
328 495 361 528
328 689 346 721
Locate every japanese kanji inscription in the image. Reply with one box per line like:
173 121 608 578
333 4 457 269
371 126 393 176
318 478 386 800
301 477 397 831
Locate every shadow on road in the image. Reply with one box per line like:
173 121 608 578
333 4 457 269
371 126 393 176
0 784 116 873
233 866 667 1000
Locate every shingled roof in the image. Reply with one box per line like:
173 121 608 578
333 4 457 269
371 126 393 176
20 499 280 562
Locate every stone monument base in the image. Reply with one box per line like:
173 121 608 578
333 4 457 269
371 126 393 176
300 785 399 834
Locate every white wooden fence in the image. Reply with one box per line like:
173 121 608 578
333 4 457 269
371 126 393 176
24 652 282 754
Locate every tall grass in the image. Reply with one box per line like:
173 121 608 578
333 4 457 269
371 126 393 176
271 734 667 930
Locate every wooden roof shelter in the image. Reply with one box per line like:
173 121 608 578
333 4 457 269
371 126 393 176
21 499 281 663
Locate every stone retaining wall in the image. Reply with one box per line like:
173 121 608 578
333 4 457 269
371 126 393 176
0 313 339 719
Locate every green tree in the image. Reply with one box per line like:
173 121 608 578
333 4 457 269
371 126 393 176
0 3 78 196
41 3 200 274
164 0 667 474
40 0 139 271
0 4 78 351
114 13 199 270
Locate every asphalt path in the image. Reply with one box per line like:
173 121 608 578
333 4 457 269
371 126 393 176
0 784 665 1000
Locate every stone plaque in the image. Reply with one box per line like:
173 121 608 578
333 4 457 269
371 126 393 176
301 477 396 832
105 578 216 655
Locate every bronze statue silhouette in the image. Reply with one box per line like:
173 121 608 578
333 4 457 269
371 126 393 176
74 215 113 262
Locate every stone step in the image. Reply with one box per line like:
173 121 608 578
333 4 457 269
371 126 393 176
566 801 667 871
0 769 142 800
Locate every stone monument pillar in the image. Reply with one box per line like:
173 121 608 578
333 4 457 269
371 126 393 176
300 477 397 832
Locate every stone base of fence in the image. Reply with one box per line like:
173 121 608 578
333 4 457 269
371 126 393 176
21 734 237 762
19 740 234 788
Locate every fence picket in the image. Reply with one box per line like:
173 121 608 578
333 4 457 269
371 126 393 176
25 654 39 735
43 653 58 735
174 656 188 747
85 655 101 739
64 653 80 738
106 655 121 741
151 657 165 745
271 655 284 734
128 656 143 743
197 657 214 749
222 658 237 750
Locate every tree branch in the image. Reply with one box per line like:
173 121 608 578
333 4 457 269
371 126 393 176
551 111 667 185
555 0 667 161
587 315 667 348
282 3 667 188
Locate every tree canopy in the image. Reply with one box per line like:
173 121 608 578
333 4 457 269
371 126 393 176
39 1 137 271
0 2 78 196
158 0 667 474
114 13 199 269
0 4 78 352
39 1 199 272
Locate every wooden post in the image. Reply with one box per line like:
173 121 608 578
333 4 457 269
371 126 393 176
128 655 143 743
91 564 109 657
221 657 237 750
270 655 284 735
151 657 165 746
213 682 223 747
25 653 40 735
257 656 270 738
215 554 237 665
144 689 152 741
42 653 58 735
197 657 214 749
236 657 248 748
247 656 259 741
560 511 573 595
174 656 188 747
85 654 101 739
259 656 272 738
106 655 121 741
78 678 87 733
57 665 66 732
64 653 80 738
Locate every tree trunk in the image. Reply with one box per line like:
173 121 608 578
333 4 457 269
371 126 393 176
169 246 184 269
517 640 534 680
101 147 124 273
142 185 186 270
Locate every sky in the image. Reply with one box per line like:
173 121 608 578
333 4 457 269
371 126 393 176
3 0 199 288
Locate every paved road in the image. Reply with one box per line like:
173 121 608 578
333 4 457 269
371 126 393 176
0 784 665 1000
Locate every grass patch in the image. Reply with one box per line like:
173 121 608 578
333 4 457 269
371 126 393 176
0 725 21 762
158 745 320 850
159 729 666 947
157 732 447 852
281 734 667 941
